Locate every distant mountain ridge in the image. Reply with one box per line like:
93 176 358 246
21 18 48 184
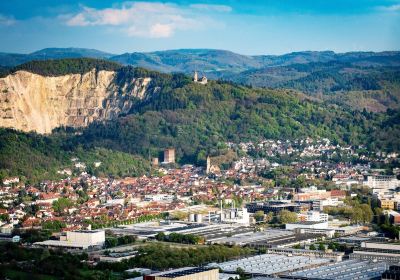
1 47 399 112
0 48 114 67
1 47 399 69
110 49 400 75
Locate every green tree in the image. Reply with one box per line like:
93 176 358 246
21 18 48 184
254 210 265 222
350 207 363 223
52 198 73 215
265 212 274 223
42 220 66 232
374 207 384 225
278 210 298 224
360 204 373 223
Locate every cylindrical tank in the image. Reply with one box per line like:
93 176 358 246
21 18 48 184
195 213 203 223
189 213 195 222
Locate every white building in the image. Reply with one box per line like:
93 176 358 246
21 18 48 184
363 175 400 191
34 230 105 249
298 211 329 222
221 208 250 225
2 177 19 185
313 198 343 211
193 71 208 85
285 221 329 231
144 194 174 202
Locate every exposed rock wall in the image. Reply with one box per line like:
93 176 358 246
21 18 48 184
0 69 151 133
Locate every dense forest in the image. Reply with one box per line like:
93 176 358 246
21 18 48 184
0 128 150 183
0 58 122 77
228 62 400 112
74 71 400 160
0 60 400 183
0 242 252 279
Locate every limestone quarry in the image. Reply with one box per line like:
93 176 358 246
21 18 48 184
0 69 151 133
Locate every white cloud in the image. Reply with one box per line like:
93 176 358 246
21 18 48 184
64 2 226 38
190 4 232 13
0 14 16 26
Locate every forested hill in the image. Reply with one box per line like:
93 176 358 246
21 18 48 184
0 59 399 183
0 58 122 77
226 61 400 112
73 77 400 160
1 48 399 112
0 48 114 67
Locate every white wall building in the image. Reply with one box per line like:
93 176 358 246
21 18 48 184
299 211 329 222
64 230 105 246
363 175 400 191
313 198 343 211
35 230 105 249
221 208 250 225
144 194 174 202
286 221 329 231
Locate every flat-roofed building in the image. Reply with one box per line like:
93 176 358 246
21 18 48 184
144 267 218 280
293 227 336 238
217 253 330 276
289 259 387 280
246 201 302 214
364 175 400 191
350 242 400 263
298 211 329 222
312 198 343 211
329 225 363 236
380 198 396 210
220 207 250 225
34 230 105 250
386 210 400 225
267 247 344 262
285 221 328 231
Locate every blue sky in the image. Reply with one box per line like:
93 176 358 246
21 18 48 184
0 0 399 55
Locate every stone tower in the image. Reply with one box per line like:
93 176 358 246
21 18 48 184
206 156 211 174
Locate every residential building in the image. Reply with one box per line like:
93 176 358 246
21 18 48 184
363 175 400 191
298 211 329 222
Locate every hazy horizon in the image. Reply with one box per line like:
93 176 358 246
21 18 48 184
2 47 400 57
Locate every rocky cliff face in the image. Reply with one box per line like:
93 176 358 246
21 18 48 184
0 69 151 133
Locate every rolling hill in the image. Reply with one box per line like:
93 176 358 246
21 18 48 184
0 58 399 182
1 48 399 112
0 48 114 67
